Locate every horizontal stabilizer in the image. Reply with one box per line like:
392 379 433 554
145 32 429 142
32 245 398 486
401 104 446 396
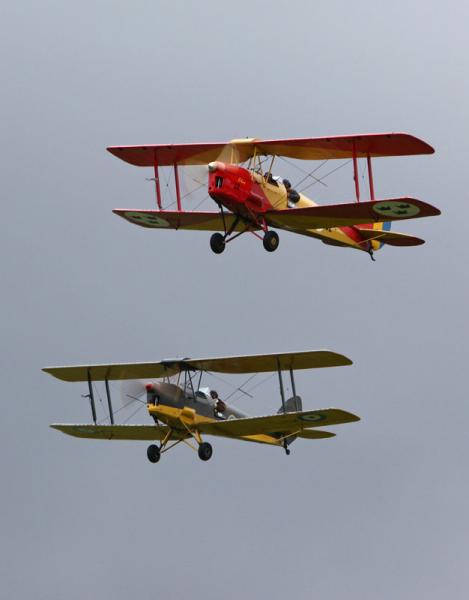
297 429 335 439
355 228 424 246
265 197 440 232
51 423 183 441
43 350 352 383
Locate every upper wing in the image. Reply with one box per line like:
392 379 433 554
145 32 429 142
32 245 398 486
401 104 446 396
44 362 179 382
198 408 360 438
112 209 256 232
265 197 440 232
250 132 434 160
51 424 184 441
181 350 352 374
107 140 256 167
107 133 434 167
43 350 352 382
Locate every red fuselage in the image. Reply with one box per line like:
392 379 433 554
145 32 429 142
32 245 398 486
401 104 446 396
208 162 271 220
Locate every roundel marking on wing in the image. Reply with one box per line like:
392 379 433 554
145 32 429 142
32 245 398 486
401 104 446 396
126 212 171 227
298 412 326 423
372 201 420 218
76 426 102 435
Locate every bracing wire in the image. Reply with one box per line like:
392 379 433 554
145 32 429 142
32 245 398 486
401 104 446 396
278 156 329 188
122 401 145 424
298 159 352 194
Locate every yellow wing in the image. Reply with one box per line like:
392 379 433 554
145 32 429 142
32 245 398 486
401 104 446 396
51 424 186 441
265 198 440 232
112 210 255 232
183 350 352 374
197 408 359 438
43 350 352 382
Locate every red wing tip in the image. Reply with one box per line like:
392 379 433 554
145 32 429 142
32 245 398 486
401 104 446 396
394 132 435 154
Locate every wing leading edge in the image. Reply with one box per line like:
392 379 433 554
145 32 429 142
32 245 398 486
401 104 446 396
198 408 360 438
265 197 440 232
51 424 185 441
107 133 434 167
112 210 254 232
43 350 352 383
51 408 359 442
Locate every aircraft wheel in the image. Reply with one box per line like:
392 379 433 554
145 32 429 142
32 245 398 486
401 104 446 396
147 444 161 463
263 230 279 252
198 442 213 461
210 233 225 254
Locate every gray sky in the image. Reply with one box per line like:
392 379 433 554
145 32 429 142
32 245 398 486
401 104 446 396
2 1 469 599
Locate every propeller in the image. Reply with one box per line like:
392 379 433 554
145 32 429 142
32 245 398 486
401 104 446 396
180 142 249 204
119 380 149 407
180 164 209 197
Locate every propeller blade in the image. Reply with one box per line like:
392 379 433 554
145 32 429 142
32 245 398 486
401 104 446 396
119 380 148 407
180 142 244 201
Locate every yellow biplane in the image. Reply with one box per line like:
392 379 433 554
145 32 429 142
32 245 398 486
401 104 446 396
44 350 359 462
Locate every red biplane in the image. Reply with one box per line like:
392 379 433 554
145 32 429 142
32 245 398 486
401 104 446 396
108 133 440 259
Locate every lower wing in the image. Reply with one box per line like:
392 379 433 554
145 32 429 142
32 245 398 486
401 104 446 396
113 209 259 232
51 424 187 441
197 408 359 439
264 197 440 232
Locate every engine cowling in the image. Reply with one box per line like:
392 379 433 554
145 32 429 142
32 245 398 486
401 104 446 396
208 162 269 215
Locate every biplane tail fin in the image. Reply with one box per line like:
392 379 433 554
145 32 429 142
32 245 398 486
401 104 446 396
371 220 392 250
277 395 303 414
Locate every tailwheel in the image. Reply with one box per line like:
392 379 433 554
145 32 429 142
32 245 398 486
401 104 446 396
198 442 213 461
147 444 161 463
210 233 225 254
263 230 279 252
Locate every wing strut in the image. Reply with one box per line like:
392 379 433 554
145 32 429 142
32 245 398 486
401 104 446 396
105 378 114 425
174 163 182 211
153 150 162 209
277 358 287 413
87 369 97 424
367 154 375 200
289 368 301 411
352 141 360 202
276 358 291 455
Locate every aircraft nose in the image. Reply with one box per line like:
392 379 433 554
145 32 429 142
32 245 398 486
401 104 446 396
145 382 161 405
208 161 225 172
145 382 160 392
